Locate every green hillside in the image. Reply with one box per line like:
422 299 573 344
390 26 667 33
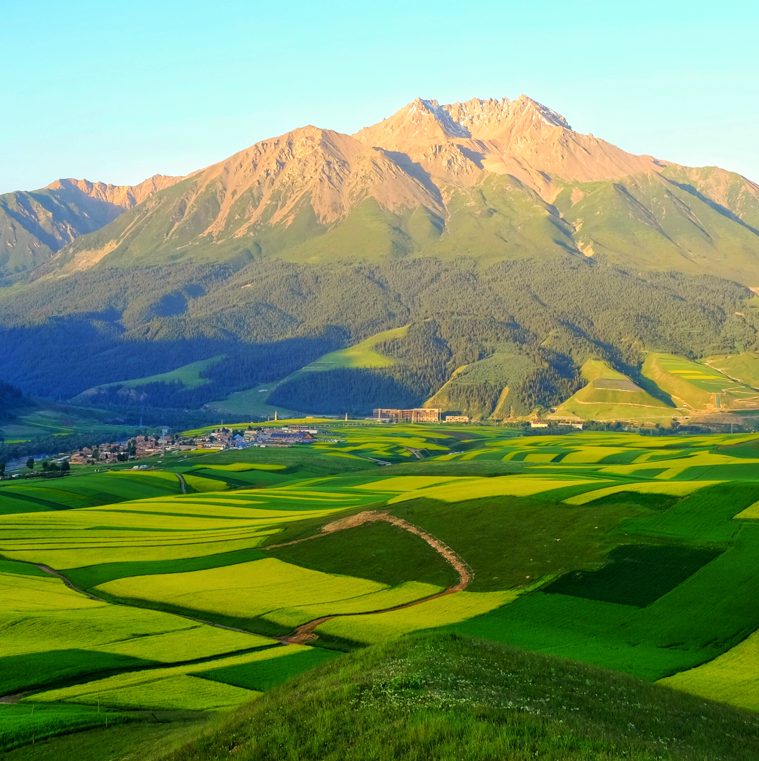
162 633 759 761
552 359 678 421
642 353 759 412
554 172 759 284
299 326 407 371
703 351 759 389
205 384 301 419
75 356 224 400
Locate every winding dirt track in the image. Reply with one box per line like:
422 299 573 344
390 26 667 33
22 511 471 655
272 510 473 645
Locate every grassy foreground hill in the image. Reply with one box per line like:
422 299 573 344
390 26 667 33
552 359 679 422
160 633 759 761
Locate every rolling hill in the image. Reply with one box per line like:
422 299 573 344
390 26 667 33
160 632 759 761
642 353 759 412
551 360 680 422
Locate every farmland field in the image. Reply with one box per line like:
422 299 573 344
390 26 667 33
643 352 759 411
553 359 678 421
3 421 759 755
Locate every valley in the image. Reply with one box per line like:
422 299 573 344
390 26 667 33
3 422 759 759
2 91 759 761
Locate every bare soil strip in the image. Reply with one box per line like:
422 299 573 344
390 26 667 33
274 510 473 645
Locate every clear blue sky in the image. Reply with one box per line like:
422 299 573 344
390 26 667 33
2 0 757 194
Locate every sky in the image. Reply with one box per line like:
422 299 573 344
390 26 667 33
1 0 758 194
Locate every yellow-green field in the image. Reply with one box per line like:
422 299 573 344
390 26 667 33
3 422 759 755
553 359 678 421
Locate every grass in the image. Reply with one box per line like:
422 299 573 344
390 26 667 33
0 568 274 698
704 351 759 389
389 495 644 592
1 717 209 761
65 548 267 590
563 479 714 505
33 673 256 712
267 520 458 588
0 650 157 696
387 475 607 504
316 591 516 646
299 326 407 372
196 647 341 691
29 647 310 712
544 543 722 607
0 703 132 753
76 356 224 394
553 359 678 421
452 523 759 680
0 471 184 514
95 557 412 631
161 632 759 761
661 627 759 711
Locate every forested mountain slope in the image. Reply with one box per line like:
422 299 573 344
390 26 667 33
2 95 759 417
1 256 756 418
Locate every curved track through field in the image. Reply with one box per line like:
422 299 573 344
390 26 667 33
269 510 473 645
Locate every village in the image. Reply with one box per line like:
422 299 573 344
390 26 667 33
66 425 320 466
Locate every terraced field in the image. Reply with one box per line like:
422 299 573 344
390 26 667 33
643 352 759 411
552 359 678 421
3 423 759 754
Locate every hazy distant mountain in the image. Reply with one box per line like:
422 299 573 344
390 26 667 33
0 175 181 280
28 95 759 286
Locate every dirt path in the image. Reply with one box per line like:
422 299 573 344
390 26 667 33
34 564 105 601
26 510 472 652
176 473 188 494
272 510 472 645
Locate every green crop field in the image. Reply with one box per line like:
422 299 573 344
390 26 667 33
553 359 679 421
75 356 225 396
643 352 759 411
4 422 759 756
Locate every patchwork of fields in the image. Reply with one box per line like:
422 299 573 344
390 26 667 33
2 423 759 754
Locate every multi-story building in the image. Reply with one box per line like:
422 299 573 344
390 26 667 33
373 408 441 423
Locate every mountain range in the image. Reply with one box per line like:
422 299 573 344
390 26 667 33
1 95 759 422
3 95 758 285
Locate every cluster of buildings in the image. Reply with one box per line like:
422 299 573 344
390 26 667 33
64 425 320 467
372 408 470 423
193 426 318 450
69 434 174 464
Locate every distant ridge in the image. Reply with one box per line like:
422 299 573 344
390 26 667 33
4 93 749 285
0 174 182 279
